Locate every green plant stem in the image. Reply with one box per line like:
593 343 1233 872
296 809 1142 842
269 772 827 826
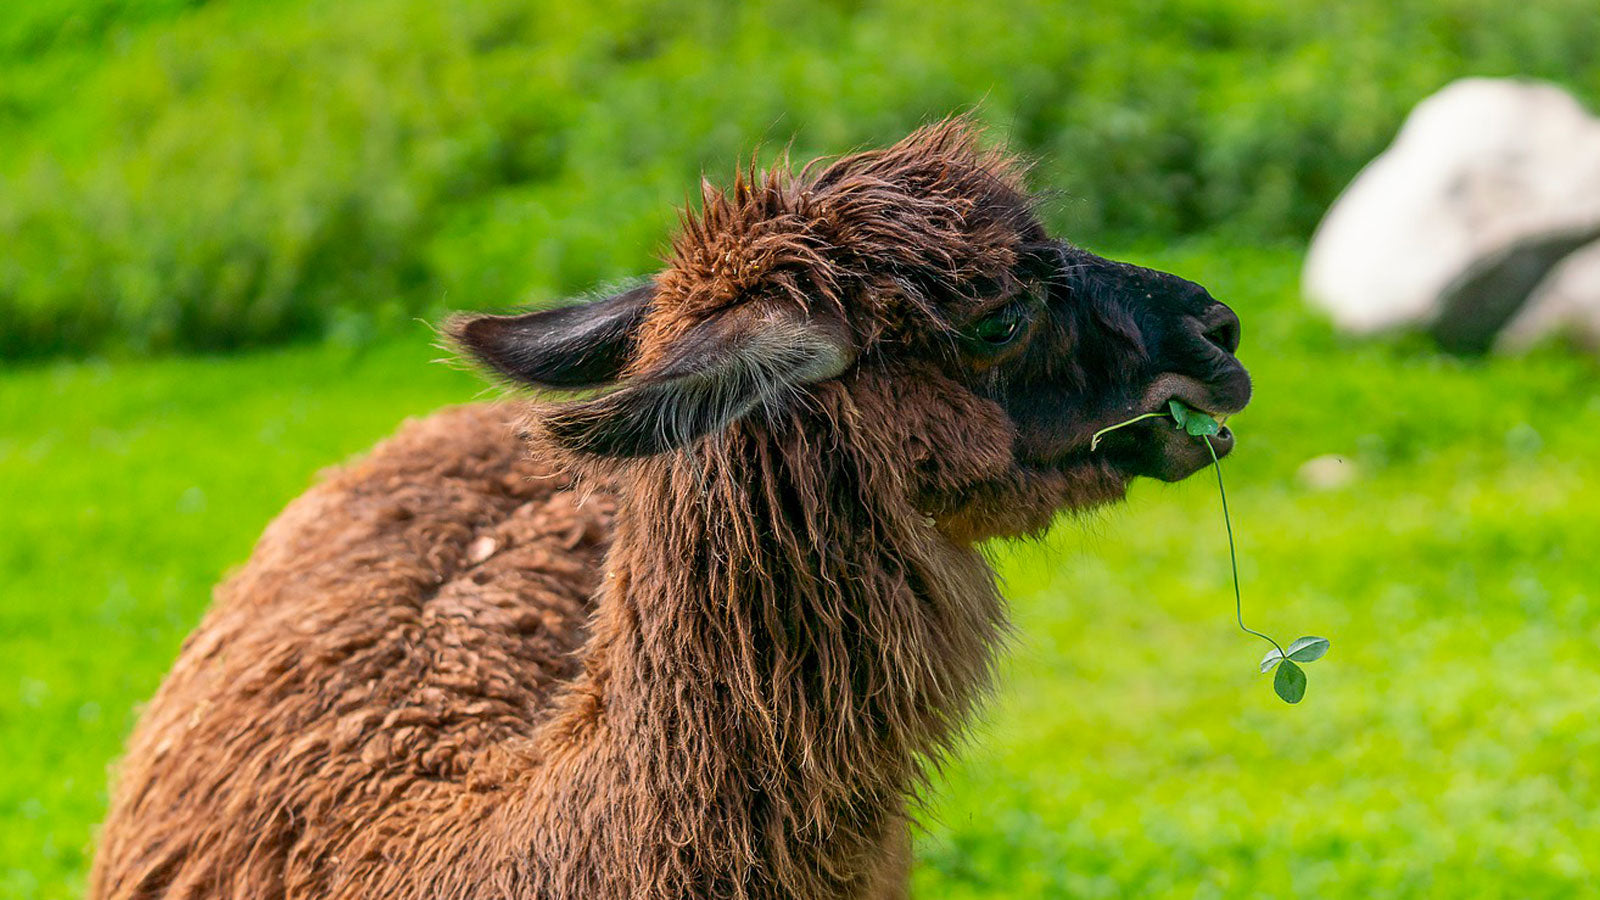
1203 435 1286 659
1090 411 1168 450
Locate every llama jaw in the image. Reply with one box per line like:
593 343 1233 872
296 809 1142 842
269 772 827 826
1087 414 1231 482
1121 415 1233 482
1084 370 1250 482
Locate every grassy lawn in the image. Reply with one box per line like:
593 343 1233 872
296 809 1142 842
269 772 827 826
4 240 1598 898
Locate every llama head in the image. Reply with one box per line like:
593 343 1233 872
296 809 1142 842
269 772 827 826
452 120 1250 540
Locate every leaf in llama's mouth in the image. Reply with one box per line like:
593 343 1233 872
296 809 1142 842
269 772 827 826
1091 398 1331 705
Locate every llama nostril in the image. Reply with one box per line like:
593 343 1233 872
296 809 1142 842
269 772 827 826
1201 307 1242 355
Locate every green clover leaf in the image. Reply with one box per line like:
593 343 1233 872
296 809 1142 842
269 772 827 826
1273 660 1307 704
1286 636 1331 663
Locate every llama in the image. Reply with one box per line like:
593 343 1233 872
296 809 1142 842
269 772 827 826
90 121 1250 899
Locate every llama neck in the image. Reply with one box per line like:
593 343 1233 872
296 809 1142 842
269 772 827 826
509 430 1006 898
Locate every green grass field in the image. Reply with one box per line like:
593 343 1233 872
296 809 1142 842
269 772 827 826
4 240 1597 898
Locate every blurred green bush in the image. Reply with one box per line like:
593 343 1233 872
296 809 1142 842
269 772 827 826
2 0 1597 358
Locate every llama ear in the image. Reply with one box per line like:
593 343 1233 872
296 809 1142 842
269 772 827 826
449 282 653 389
543 306 854 458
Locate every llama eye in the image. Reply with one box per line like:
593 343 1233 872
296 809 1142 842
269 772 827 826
970 306 1026 347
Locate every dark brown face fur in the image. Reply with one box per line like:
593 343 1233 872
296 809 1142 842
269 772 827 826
453 120 1251 543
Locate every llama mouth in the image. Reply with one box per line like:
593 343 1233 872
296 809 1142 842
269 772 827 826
1156 397 1237 453
1068 414 1231 483
1086 373 1249 482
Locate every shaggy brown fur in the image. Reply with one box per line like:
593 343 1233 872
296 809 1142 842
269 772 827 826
91 121 1250 899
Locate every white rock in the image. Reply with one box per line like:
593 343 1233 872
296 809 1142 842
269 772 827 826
1303 78 1600 342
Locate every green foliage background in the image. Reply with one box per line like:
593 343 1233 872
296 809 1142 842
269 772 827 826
3 0 1599 358
3 2 1600 898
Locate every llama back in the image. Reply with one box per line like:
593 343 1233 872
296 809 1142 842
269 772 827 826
90 403 615 899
